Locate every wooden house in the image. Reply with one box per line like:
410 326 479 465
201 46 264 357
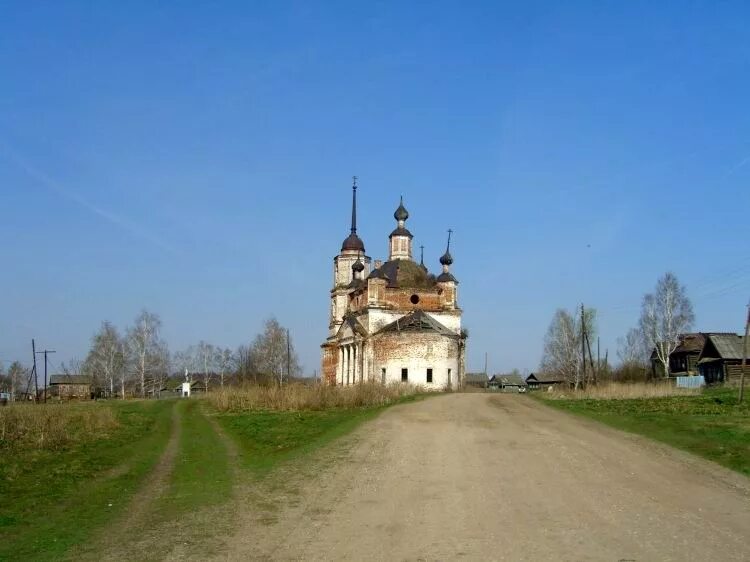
650 333 706 377
49 375 92 400
488 374 527 392
697 333 748 385
525 373 564 390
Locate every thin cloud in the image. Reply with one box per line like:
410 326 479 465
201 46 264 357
0 141 177 254
726 154 750 177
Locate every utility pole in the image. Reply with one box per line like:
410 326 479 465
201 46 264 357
581 303 586 387
285 328 291 388
739 300 749 404
35 348 56 403
31 339 39 402
484 352 488 376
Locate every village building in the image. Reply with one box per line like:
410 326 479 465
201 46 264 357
650 333 706 377
697 333 748 385
49 374 92 400
321 180 466 389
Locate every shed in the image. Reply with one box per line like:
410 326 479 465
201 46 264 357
49 375 93 400
697 333 747 384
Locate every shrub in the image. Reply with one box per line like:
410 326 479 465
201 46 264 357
207 381 419 412
0 403 118 450
544 381 698 401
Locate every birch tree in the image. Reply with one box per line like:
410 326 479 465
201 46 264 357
639 272 694 378
197 341 215 392
540 307 597 389
7 361 27 401
126 310 165 398
249 317 301 385
617 327 649 367
215 347 235 387
84 322 125 398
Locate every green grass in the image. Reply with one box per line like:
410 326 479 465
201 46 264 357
540 387 750 477
0 400 175 562
217 395 421 475
156 399 232 515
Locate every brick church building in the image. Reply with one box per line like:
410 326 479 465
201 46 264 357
321 179 466 389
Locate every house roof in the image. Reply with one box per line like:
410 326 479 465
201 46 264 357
375 309 457 338
49 374 92 385
490 374 526 386
526 373 564 384
700 333 747 360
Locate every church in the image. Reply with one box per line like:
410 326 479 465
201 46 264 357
321 179 466 389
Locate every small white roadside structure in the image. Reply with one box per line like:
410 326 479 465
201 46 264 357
181 369 191 398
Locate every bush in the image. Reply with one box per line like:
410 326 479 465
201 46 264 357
207 381 419 412
544 381 698 401
0 403 118 450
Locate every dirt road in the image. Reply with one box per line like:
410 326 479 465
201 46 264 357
223 393 750 561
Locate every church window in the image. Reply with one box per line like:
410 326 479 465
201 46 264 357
401 368 408 382
426 368 433 383
410 294 420 305
448 368 452 386
381 368 386 384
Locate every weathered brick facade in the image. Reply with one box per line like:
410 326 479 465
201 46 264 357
321 183 465 389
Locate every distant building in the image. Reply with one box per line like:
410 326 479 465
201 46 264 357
488 373 527 392
650 333 706 377
321 180 466 390
525 373 564 390
49 375 92 400
464 373 488 388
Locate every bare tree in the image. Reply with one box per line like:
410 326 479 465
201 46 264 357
197 341 215 392
249 317 301 386
84 322 125 398
215 347 235 388
639 272 694 378
617 327 649 367
126 309 165 398
7 361 27 401
540 307 597 389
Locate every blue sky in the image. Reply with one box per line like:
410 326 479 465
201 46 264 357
1 1 748 375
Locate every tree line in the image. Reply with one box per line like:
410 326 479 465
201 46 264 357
0 312 302 400
541 271 694 388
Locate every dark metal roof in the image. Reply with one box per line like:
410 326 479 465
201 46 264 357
436 271 457 283
394 197 409 221
375 309 457 338
389 226 413 239
526 373 564 384
341 233 365 252
49 374 92 385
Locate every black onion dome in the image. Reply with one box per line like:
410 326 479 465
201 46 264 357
394 197 409 221
352 258 365 273
341 233 365 252
439 251 453 266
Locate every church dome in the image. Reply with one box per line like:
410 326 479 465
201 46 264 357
352 257 365 273
341 233 365 252
394 197 409 221
439 251 453 266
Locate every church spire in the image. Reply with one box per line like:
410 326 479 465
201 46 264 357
341 177 365 252
350 176 358 234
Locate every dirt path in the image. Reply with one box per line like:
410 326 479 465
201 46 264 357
223 393 750 561
79 401 183 560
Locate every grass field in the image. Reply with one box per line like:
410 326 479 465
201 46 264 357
0 388 418 561
539 386 750 477
0 400 174 561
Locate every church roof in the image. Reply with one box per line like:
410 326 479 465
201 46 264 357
336 314 368 339
375 309 457 338
436 271 458 283
389 226 413 239
367 259 435 288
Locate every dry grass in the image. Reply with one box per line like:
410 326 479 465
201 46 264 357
544 381 700 401
0 402 119 450
207 381 420 412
